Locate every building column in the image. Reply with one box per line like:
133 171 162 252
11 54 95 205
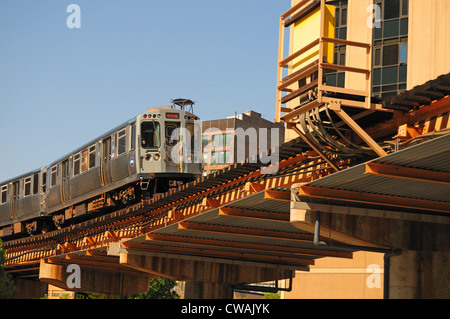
388 250 450 299
120 253 294 299
38 260 150 296
13 277 48 299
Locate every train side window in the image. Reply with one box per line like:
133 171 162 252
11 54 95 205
130 124 136 150
117 129 126 155
73 154 80 176
50 166 57 187
89 145 96 169
81 149 88 172
33 173 39 195
1 185 7 204
24 177 31 196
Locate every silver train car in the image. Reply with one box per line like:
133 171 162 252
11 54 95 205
0 106 202 238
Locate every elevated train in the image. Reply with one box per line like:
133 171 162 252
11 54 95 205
0 102 202 238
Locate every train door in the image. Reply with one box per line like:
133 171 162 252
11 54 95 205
101 136 113 186
40 167 47 213
61 159 70 203
10 180 20 219
165 121 181 172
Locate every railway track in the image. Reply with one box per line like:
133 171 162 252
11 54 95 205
4 136 335 266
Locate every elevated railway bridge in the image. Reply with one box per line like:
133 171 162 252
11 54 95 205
2 0 450 296
3 73 450 298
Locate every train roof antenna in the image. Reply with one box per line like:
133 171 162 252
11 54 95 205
171 98 195 113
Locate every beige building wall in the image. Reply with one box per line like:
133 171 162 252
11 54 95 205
284 251 384 299
407 0 450 89
281 1 385 300
346 0 373 92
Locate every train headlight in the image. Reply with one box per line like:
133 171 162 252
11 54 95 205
145 154 151 161
153 154 160 161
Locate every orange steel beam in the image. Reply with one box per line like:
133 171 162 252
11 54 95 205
178 221 315 242
122 241 316 267
298 186 450 214
365 162 450 185
140 154 309 232
330 103 388 157
218 207 290 223
145 233 352 259
264 189 291 201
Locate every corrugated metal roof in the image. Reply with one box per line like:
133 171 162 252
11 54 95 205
307 134 450 203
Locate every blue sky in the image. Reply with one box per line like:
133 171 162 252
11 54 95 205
0 0 288 182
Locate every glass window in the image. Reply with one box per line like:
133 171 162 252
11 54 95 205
374 48 381 66
337 73 345 88
203 152 210 164
130 124 136 150
212 135 220 147
117 129 126 155
401 0 408 16
50 166 57 187
202 135 210 148
62 160 69 180
42 172 47 193
383 44 399 66
13 181 19 199
399 64 407 82
384 0 400 20
224 133 231 146
211 151 219 165
326 73 337 86
400 18 408 36
33 173 39 194
383 19 399 38
81 149 88 172
339 52 346 66
339 27 347 40
1 185 7 204
341 8 347 25
225 151 231 164
382 66 399 84
400 43 407 63
335 8 340 27
373 68 381 86
374 22 383 39
73 154 80 176
89 145 96 169
24 177 31 196
141 122 161 148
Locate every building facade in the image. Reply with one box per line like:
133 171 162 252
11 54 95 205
276 0 450 299
201 111 285 175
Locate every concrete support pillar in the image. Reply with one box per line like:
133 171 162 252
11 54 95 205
13 277 48 299
120 253 294 299
38 260 150 296
291 208 450 299
388 250 450 299
185 281 234 299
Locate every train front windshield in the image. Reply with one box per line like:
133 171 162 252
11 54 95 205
141 121 161 148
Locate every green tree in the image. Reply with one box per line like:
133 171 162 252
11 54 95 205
123 278 180 299
0 239 16 299
263 292 281 299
